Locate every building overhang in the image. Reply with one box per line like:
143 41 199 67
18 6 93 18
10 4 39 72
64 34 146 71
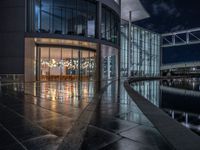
121 0 150 22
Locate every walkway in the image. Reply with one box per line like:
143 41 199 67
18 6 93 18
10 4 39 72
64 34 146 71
0 80 171 150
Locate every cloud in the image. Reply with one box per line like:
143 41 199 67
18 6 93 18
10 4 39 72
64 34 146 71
170 25 185 32
152 1 180 16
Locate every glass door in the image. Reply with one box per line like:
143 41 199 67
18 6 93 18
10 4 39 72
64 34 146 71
38 46 96 81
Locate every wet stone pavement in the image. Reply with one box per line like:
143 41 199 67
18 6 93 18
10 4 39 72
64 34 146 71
0 81 172 150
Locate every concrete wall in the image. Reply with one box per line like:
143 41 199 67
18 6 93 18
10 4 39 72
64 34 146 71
0 0 25 74
24 38 36 82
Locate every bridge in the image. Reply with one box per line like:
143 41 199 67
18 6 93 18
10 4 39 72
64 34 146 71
162 27 200 47
160 61 200 71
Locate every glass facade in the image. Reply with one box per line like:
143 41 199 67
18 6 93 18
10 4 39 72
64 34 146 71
101 45 118 80
28 0 97 38
27 0 120 45
101 5 120 44
38 47 96 81
121 23 160 77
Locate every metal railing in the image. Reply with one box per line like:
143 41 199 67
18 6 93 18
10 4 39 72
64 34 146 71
162 27 200 47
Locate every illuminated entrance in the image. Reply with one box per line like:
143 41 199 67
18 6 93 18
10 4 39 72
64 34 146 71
37 47 96 81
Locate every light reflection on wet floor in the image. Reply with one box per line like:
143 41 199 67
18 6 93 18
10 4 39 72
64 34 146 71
81 81 171 150
0 80 171 150
0 81 95 150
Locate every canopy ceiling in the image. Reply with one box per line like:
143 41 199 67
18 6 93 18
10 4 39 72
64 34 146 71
121 0 150 22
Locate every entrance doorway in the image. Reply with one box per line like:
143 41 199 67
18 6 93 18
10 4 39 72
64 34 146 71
37 47 96 81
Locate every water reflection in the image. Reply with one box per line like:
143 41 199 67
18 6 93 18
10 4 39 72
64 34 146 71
132 78 200 136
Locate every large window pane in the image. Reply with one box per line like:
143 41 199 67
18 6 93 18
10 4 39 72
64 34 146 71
49 48 61 80
80 51 89 80
40 47 49 81
41 0 52 32
34 0 41 32
62 48 72 79
53 7 62 34
30 0 97 38
87 2 96 37
101 5 119 44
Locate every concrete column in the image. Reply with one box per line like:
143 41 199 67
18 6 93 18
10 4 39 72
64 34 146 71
36 47 41 81
160 36 163 76
118 0 121 80
128 11 132 77
95 44 101 92
24 38 36 82
95 1 102 91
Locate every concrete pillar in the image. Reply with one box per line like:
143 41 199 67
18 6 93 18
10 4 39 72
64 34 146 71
128 11 132 77
95 1 102 92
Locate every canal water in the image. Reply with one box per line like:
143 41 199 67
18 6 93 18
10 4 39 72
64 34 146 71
131 78 200 136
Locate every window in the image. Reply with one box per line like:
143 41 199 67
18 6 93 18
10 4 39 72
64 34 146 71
101 5 119 44
29 0 97 38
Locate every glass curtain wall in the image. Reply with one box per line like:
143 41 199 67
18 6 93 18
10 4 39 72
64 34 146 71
120 23 128 76
28 0 97 38
101 45 118 81
28 0 120 44
121 23 160 77
101 5 120 45
40 47 96 81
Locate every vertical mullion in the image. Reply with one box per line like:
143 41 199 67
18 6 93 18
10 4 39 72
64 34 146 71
39 0 42 31
60 48 62 81
49 47 50 81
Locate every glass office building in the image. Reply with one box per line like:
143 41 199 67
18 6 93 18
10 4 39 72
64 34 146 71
0 0 120 83
27 0 119 44
0 0 162 83
121 22 161 77
22 0 120 82
28 0 97 37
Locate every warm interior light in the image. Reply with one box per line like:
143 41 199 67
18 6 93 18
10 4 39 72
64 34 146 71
41 58 95 70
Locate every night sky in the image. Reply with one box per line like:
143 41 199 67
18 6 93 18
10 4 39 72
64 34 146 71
136 0 200 33
163 44 200 64
135 0 200 64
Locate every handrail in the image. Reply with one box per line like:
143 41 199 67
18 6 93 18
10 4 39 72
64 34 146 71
124 77 200 150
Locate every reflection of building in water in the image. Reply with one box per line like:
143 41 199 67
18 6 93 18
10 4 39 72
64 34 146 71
161 78 200 92
132 80 160 106
164 109 200 136
161 79 200 136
